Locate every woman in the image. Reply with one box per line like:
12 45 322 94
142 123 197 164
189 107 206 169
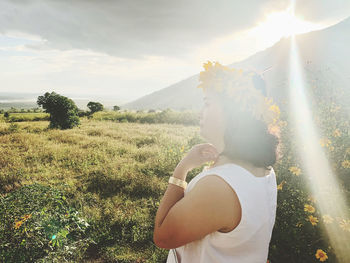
153 61 281 262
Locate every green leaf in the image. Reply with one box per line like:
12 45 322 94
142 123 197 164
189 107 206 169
60 229 69 238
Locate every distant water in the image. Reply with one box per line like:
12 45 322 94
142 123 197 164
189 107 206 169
0 97 117 110
0 99 37 103
0 98 90 103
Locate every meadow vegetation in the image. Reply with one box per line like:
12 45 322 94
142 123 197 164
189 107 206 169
0 91 349 262
0 118 204 262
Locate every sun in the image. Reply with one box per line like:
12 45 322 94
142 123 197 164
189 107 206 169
253 5 325 40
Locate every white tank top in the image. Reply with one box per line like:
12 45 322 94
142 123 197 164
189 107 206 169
166 163 277 263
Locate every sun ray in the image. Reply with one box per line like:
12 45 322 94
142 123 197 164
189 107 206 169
288 2 350 259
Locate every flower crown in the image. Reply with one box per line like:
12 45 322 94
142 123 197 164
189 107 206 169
197 61 281 130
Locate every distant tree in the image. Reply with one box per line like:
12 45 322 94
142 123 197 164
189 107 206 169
148 109 156 113
113 105 120 111
87 101 104 114
33 107 41 113
77 109 90 117
9 107 17 113
37 91 80 129
4 112 9 118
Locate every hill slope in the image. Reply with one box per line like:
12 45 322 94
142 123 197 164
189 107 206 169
122 16 350 111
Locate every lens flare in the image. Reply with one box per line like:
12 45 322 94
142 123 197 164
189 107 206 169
288 2 350 259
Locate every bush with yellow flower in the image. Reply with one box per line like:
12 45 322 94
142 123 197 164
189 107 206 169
269 73 350 263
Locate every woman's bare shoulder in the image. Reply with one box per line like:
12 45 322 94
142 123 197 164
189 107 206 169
194 174 242 233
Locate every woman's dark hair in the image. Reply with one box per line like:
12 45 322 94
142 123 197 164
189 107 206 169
217 73 281 169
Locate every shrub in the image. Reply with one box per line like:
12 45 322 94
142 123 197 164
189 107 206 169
37 91 80 130
87 102 104 114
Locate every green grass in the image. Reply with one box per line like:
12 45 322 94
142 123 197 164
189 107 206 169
0 112 49 122
91 110 200 125
0 119 205 262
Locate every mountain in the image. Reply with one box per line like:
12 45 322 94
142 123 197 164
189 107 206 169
121 16 350 112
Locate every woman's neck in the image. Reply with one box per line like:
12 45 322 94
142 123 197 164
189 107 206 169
210 154 271 177
210 154 240 168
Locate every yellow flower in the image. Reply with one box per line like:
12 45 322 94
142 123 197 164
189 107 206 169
203 61 213 71
304 204 316 213
180 145 185 153
315 249 328 262
322 214 334 224
337 218 350 232
268 104 281 116
21 214 32 221
307 195 317 203
308 215 319 226
289 166 301 176
14 214 32 229
319 138 331 148
277 180 286 190
14 220 23 229
198 60 278 128
295 222 303 227
341 160 350 169
332 129 341 137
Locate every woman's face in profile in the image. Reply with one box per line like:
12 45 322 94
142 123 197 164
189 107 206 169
199 91 226 148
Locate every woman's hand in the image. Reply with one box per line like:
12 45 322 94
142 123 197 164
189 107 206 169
177 143 219 173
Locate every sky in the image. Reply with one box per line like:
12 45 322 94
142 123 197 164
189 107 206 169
0 0 349 105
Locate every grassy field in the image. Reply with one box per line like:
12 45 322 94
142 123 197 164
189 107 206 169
0 112 49 122
90 110 199 125
1 103 349 262
0 118 206 262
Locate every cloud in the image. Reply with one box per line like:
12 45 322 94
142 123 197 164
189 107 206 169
294 0 350 23
2 0 348 59
0 0 285 59
1 0 349 103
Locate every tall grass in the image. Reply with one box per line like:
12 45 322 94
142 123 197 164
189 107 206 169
0 119 204 262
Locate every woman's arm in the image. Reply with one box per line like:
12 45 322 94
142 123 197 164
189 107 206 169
153 143 219 247
153 162 188 241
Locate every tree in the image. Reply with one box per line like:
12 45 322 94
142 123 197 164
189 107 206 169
4 112 9 118
87 102 104 114
113 105 120 111
77 109 90 117
37 91 80 129
9 107 17 113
